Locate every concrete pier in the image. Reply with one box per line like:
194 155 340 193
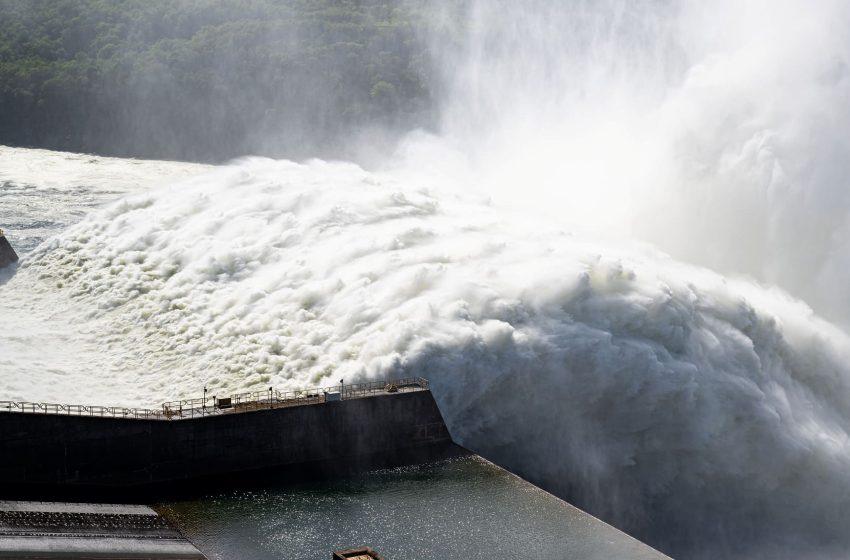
0 379 462 498
0 230 17 269
0 501 205 559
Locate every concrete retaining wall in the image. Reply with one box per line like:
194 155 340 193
0 234 17 269
0 391 459 497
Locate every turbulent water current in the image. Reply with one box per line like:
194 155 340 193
3 145 850 559
4 1 850 558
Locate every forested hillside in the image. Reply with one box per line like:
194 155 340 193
0 0 437 161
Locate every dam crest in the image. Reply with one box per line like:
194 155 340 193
0 377 463 498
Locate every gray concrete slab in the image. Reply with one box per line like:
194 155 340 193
0 501 205 559
0 536 204 559
0 501 156 516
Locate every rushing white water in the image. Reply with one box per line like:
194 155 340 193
3 1 850 558
0 145 209 253
3 155 850 558
0 146 209 404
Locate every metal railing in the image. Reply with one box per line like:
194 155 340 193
0 401 165 419
0 377 429 421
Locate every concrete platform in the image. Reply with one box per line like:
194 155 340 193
0 501 205 559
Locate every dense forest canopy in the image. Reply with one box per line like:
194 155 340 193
0 0 444 162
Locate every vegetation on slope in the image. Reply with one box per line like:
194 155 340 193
0 0 435 161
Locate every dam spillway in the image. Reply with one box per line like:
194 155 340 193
0 378 462 498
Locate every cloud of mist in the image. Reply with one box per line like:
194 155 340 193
403 0 850 328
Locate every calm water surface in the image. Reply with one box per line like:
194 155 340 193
158 457 666 560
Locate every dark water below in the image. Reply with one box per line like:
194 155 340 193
158 456 666 560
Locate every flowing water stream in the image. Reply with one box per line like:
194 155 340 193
4 2 850 557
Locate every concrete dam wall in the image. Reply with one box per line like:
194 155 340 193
0 231 18 269
0 387 460 497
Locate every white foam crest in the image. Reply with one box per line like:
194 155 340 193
10 157 850 556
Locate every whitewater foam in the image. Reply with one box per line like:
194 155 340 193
4 1 850 555
0 145 209 404
5 156 850 557
0 145 209 253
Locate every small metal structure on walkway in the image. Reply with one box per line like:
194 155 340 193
0 501 205 559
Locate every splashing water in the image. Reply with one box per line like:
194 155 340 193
3 156 850 558
4 1 850 558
